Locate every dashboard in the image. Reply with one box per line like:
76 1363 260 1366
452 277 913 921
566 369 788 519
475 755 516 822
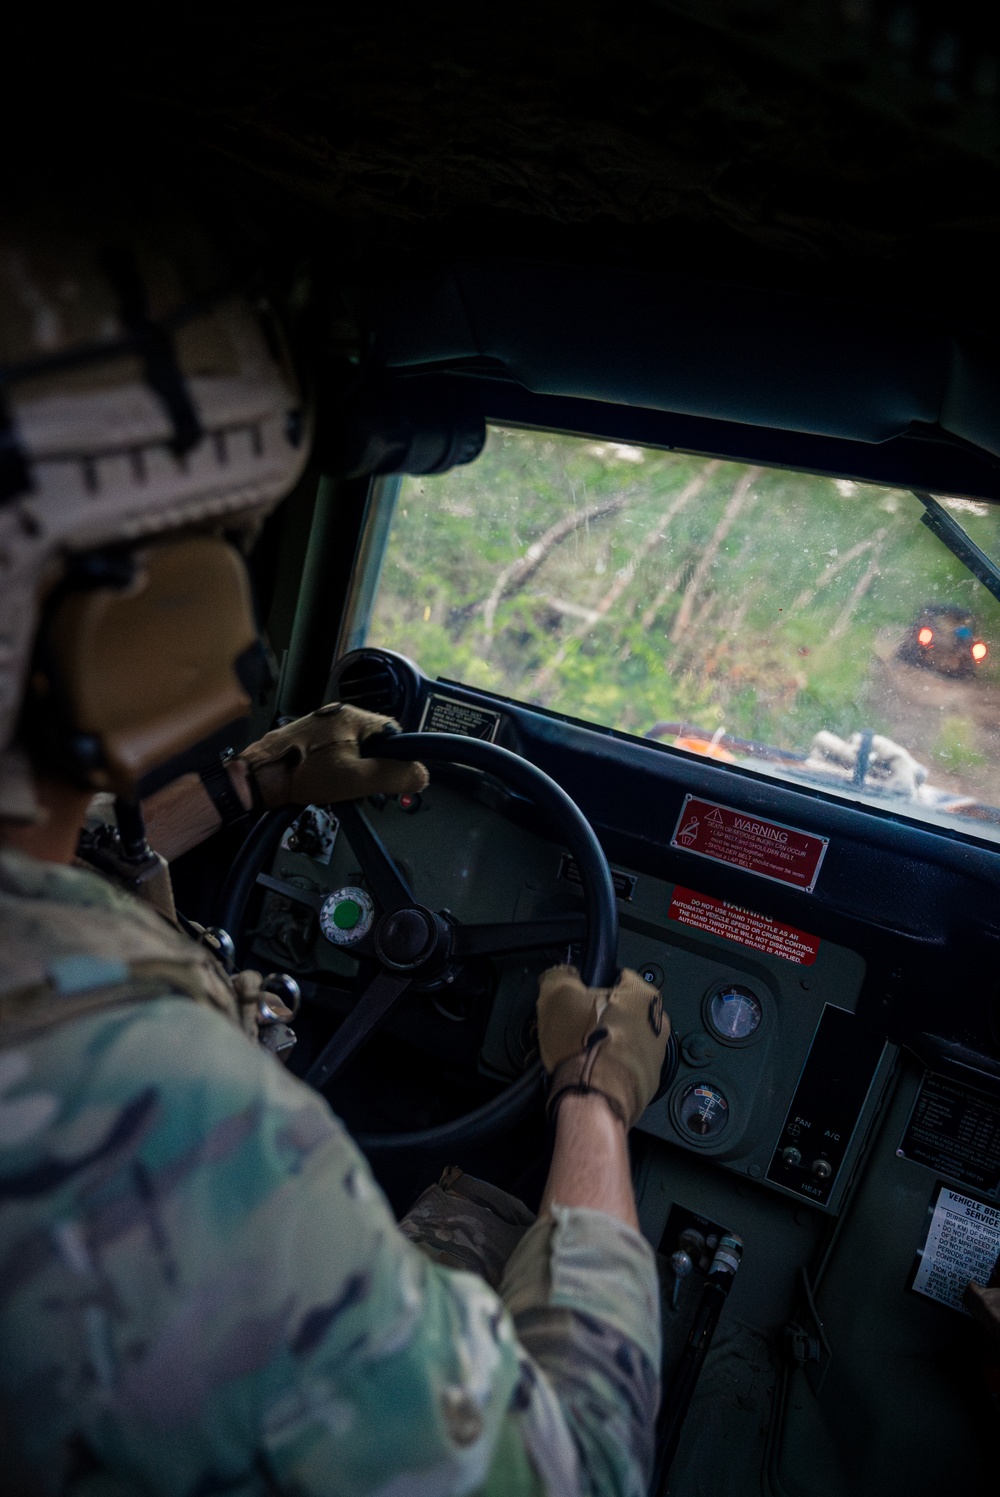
247 644 1000 1211
325 647 1000 1079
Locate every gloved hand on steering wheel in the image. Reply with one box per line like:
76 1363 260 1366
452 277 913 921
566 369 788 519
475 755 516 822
239 703 428 808
537 965 670 1129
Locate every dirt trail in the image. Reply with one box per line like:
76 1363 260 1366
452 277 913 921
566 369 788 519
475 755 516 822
865 638 1000 804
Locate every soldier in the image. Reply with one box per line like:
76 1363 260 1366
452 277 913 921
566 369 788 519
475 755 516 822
0 213 669 1494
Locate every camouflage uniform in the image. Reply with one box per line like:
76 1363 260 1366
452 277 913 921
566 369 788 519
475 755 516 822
0 848 661 1497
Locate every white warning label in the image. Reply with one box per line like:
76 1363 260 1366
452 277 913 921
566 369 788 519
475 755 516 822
909 1184 1000 1314
419 693 501 741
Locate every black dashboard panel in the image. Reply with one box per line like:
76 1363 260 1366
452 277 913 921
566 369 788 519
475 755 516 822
330 649 1000 1093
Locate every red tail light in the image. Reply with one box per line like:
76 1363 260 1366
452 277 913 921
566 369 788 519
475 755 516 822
972 641 988 662
918 626 934 646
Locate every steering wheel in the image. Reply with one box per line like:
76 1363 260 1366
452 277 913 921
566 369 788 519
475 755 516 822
218 731 620 1153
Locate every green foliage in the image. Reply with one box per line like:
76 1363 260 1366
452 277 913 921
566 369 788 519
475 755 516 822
369 429 1000 803
935 716 987 772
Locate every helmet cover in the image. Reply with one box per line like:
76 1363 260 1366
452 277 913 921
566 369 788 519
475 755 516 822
0 212 311 815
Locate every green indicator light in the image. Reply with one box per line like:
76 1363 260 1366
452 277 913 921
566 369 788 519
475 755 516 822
333 899 361 930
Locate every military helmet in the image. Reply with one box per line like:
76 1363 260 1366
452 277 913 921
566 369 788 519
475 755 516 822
0 209 310 817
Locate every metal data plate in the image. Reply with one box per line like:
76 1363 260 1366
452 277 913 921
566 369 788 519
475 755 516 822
419 692 501 741
897 1072 1000 1199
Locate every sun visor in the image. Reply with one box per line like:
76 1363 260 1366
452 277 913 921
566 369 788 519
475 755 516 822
355 263 1000 461
323 375 485 477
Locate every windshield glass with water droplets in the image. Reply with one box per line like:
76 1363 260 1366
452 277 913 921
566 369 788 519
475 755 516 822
368 426 1000 843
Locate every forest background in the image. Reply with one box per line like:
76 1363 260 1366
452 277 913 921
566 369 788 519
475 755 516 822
369 427 1000 804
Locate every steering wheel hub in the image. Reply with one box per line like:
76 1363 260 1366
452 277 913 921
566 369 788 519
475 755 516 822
375 904 440 971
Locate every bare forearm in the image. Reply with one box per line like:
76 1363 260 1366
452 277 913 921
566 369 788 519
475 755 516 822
140 761 253 863
539 1092 639 1229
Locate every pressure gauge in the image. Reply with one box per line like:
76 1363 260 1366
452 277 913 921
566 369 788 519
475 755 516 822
708 985 763 1042
677 1083 730 1138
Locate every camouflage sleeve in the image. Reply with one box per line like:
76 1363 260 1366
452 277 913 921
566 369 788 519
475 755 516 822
0 998 649 1497
400 1170 662 1497
500 1209 662 1497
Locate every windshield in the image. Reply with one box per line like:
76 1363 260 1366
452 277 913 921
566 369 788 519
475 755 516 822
366 426 1000 843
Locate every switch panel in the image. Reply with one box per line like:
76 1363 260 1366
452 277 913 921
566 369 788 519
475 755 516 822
766 1004 888 1207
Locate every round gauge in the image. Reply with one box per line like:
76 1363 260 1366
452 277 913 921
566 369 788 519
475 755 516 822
708 985 763 1041
677 1083 730 1138
320 886 375 946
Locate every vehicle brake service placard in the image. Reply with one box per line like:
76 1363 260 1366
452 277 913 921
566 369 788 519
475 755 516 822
668 886 820 965
671 795 829 892
907 1184 1000 1314
898 1072 1000 1198
419 693 501 741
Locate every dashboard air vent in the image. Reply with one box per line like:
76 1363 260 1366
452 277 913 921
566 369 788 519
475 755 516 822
334 651 405 718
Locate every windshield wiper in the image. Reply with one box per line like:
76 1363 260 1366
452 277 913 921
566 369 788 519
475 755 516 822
914 491 1000 607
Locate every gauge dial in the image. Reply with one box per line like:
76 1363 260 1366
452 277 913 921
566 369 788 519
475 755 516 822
677 1083 730 1138
708 985 763 1041
320 886 375 945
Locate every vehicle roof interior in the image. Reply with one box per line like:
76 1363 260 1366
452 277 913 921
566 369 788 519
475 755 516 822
14 2 1000 493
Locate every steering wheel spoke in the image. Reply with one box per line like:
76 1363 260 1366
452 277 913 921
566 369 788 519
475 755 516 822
255 871 327 912
303 969 412 1089
451 912 587 959
337 802 416 913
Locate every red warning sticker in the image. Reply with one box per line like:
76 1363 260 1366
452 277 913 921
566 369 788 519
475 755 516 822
671 795 828 892
668 886 821 966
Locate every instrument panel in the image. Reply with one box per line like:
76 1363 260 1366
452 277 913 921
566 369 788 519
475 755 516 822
262 782 896 1215
482 834 895 1215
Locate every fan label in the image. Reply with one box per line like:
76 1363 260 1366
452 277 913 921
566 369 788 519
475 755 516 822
419 693 501 740
908 1185 1000 1314
668 885 820 965
671 795 829 892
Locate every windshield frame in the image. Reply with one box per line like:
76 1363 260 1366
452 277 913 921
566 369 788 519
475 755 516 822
334 474 404 664
340 429 1000 856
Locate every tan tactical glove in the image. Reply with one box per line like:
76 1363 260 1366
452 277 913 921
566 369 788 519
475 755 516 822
238 703 428 809
536 965 670 1129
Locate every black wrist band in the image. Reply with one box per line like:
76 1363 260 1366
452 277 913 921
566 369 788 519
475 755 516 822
199 760 248 827
546 1080 629 1130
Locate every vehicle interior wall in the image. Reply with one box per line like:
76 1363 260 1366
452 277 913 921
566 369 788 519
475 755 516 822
636 1060 994 1495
